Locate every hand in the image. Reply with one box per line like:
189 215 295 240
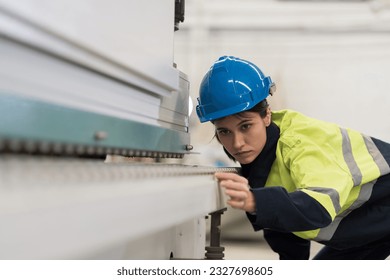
215 172 256 213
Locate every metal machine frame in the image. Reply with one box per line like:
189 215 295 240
0 0 231 260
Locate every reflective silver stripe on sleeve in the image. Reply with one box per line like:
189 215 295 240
314 180 376 242
363 135 390 175
313 131 387 242
340 128 362 186
305 187 341 214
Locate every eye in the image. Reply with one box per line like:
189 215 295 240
241 123 252 131
217 129 230 136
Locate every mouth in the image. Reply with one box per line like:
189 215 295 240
234 151 251 156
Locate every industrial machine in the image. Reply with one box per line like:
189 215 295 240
0 0 234 259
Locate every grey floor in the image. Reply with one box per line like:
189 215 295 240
217 209 323 260
223 239 323 260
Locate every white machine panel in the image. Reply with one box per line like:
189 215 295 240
0 0 180 94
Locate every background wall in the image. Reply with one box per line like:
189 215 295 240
175 0 390 167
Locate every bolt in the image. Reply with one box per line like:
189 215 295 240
94 131 108 141
185 144 193 151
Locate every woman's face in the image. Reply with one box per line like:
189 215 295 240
214 111 270 164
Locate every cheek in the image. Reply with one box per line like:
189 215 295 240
218 137 233 151
217 136 238 158
255 137 266 153
252 130 267 153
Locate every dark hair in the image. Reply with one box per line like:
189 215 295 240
213 99 270 162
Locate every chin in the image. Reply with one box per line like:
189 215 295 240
237 157 254 165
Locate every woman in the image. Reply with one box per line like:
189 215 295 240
196 56 390 259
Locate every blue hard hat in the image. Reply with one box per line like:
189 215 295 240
196 56 274 123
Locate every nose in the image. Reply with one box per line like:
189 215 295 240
232 132 245 150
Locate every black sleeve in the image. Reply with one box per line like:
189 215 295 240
263 229 311 260
248 186 332 232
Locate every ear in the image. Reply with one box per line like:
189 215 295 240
264 108 272 127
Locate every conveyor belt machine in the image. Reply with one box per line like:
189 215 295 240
0 0 234 260
0 0 190 158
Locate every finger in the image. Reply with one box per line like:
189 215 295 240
225 189 248 201
215 172 246 182
219 180 250 192
227 199 245 210
215 172 248 184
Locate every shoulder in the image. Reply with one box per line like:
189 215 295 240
272 109 342 151
272 109 339 135
272 109 325 128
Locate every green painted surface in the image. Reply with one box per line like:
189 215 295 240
0 93 190 154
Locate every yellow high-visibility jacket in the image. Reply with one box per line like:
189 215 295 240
245 110 390 249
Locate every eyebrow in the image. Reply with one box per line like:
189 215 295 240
215 119 252 131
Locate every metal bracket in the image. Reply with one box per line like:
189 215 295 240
205 208 227 260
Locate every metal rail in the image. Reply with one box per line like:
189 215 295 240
0 155 238 259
